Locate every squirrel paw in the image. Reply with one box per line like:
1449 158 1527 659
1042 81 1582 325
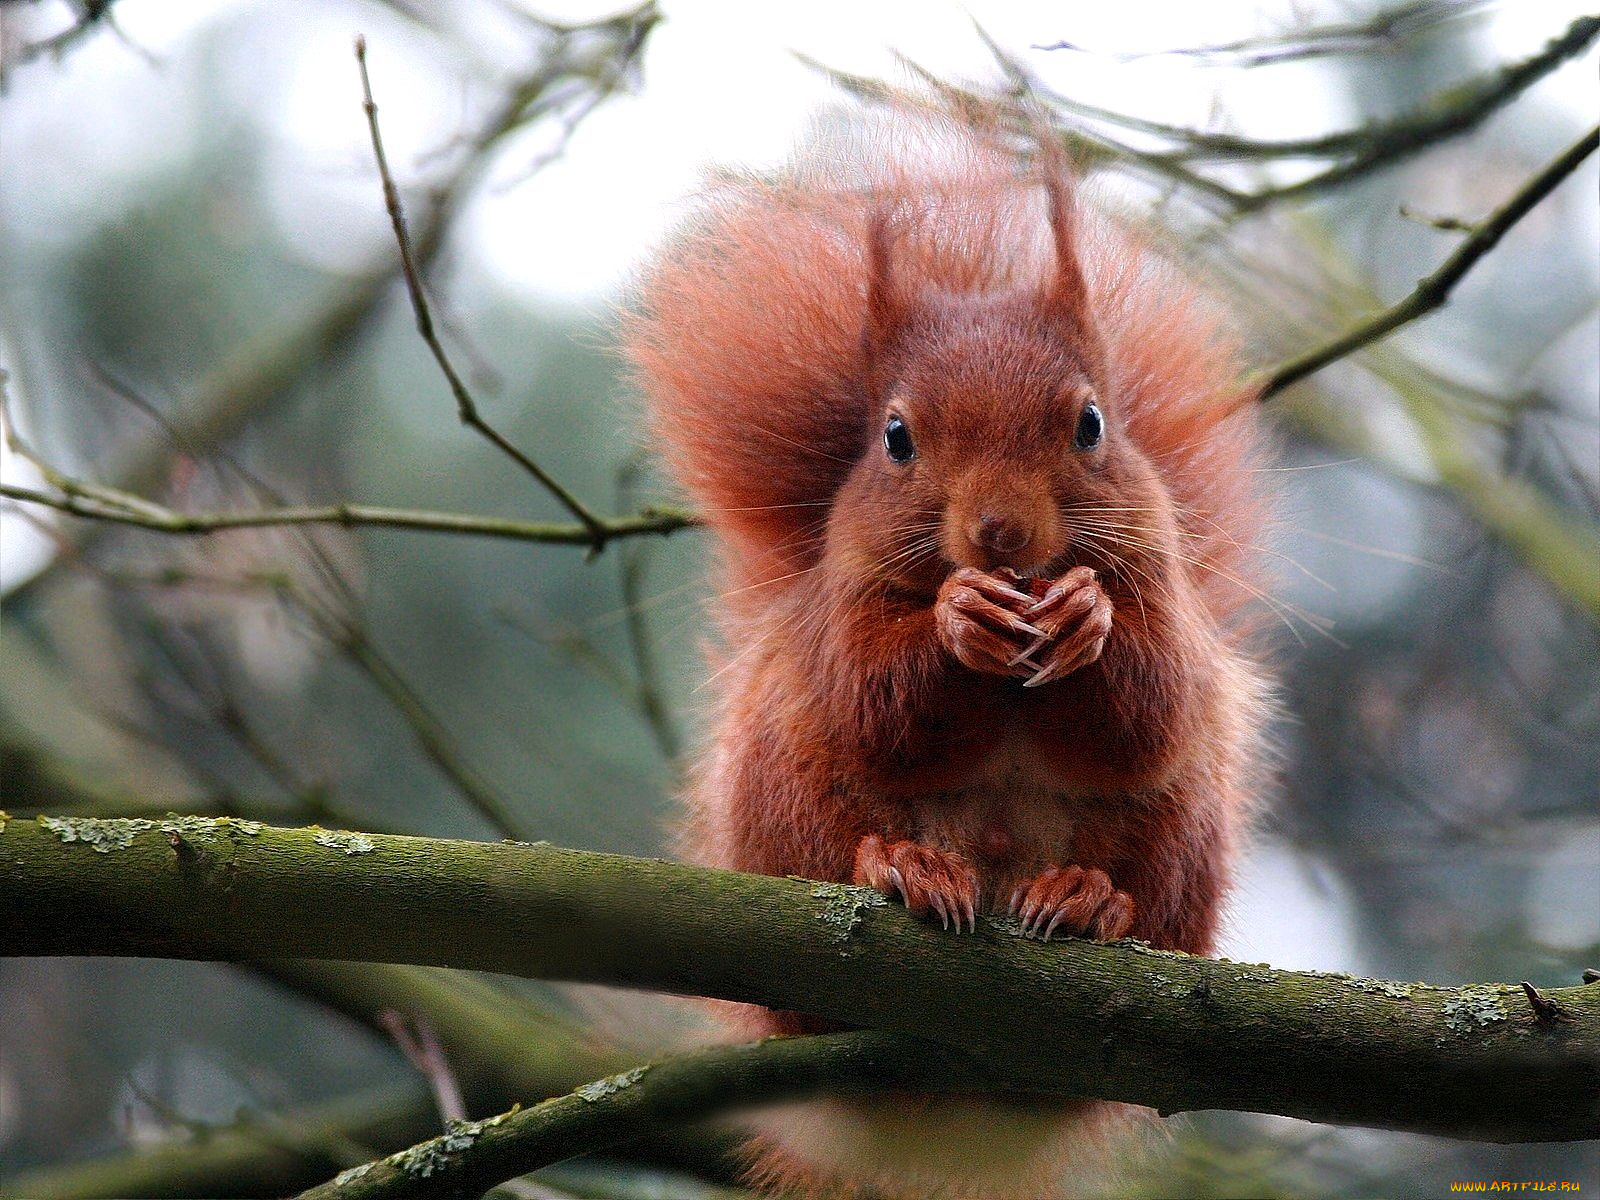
1007 864 1135 941
935 567 1051 679
853 834 979 933
1018 567 1113 688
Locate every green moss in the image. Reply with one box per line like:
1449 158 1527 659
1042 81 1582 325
332 1162 374 1187
38 815 156 852
1345 978 1417 999
576 1065 649 1102
1150 972 1187 997
810 882 887 944
392 1137 453 1179
1442 985 1510 1033
36 814 268 854
1107 937 1188 960
314 830 376 855
386 1112 505 1180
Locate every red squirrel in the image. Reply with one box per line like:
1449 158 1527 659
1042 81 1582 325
627 119 1274 1200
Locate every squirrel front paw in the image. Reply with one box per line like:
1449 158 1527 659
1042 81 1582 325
935 567 1050 679
1008 864 1135 941
1016 566 1113 688
853 834 978 933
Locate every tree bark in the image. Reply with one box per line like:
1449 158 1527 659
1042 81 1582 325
4 814 1596 1142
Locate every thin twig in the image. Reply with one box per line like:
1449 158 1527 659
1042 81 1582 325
1 0 156 86
845 13 1600 217
5 7 659 607
1259 125 1600 400
1042 15 1597 176
380 1010 469 1125
337 629 530 841
616 460 681 760
353 36 609 550
0 482 698 545
1033 0 1492 66
295 1031 979 1200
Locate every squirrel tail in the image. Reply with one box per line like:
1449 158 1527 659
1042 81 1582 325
737 1095 1146 1200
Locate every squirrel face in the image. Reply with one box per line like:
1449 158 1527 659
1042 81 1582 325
832 291 1171 595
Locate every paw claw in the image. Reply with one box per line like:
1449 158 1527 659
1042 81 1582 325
1007 635 1050 667
1022 661 1061 688
1008 864 1135 943
853 836 979 938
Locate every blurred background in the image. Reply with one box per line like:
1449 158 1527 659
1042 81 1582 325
1 1 1596 1196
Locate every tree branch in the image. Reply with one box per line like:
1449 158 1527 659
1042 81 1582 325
1034 0 1494 67
0 481 697 547
295 1032 976 1200
6 958 743 1199
6 816 1595 1143
1258 125 1600 400
2 1084 433 1200
2 3 661 605
1037 15 1599 179
834 14 1598 215
354 35 608 550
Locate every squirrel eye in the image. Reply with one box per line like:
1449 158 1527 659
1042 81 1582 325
884 414 915 463
1074 402 1104 451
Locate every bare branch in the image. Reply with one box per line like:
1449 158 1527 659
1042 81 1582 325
833 14 1600 215
296 1031 975 1200
0 374 695 548
3 5 662 605
0 0 153 86
0 481 697 546
354 36 608 549
1038 15 1598 195
380 1010 469 1125
1033 0 1493 66
336 630 529 840
1259 125 1600 400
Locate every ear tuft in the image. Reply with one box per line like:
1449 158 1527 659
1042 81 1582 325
1038 139 1104 372
863 203 910 395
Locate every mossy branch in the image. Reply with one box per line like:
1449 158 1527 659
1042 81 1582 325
5 959 741 1199
296 1031 973 1200
2 1084 430 1200
5 815 1596 1145
254 959 742 1178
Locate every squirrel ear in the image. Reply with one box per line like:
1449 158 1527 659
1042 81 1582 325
1040 147 1105 369
862 204 909 389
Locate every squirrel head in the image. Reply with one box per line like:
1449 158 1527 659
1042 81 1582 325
830 169 1173 595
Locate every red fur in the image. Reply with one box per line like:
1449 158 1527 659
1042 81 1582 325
625 118 1275 1199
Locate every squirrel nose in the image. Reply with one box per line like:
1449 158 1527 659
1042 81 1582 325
971 513 1031 555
